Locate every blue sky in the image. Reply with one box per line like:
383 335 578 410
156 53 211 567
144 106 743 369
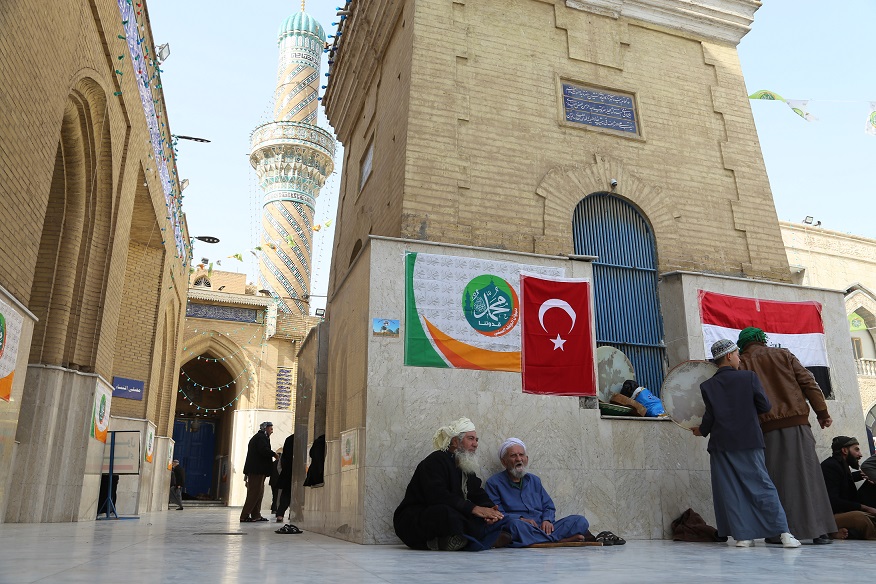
149 0 875 310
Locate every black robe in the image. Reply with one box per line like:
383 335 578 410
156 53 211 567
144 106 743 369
393 450 496 549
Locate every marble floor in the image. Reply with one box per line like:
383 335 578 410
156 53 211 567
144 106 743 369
0 507 863 583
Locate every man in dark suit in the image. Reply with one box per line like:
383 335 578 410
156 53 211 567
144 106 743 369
693 339 800 548
170 460 185 510
240 421 277 522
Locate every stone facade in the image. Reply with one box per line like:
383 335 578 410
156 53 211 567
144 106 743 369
0 0 189 521
178 270 320 505
323 0 789 298
293 237 863 543
780 221 876 420
294 0 867 545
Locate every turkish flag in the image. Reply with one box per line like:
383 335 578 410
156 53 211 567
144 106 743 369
521 275 596 396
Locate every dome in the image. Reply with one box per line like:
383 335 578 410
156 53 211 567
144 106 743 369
278 11 326 44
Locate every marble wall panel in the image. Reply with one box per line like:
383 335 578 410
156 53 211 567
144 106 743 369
363 385 406 467
0 291 35 523
615 469 663 539
688 470 717 528
580 411 617 470
315 240 868 543
363 466 408 544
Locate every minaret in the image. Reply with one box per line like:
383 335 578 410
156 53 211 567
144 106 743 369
250 3 336 314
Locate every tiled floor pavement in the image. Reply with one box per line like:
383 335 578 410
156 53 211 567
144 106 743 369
0 507 861 583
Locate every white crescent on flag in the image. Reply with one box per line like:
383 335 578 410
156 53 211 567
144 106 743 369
538 299 576 333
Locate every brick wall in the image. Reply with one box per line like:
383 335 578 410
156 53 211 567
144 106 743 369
325 0 792 291
0 0 190 433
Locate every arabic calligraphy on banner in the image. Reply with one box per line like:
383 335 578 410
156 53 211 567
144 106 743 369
404 252 564 371
561 82 639 135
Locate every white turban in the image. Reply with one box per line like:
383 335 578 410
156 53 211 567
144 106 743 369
433 417 476 451
498 437 526 461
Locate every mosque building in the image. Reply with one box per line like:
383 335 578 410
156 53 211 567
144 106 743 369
0 0 191 521
174 4 332 507
291 0 868 543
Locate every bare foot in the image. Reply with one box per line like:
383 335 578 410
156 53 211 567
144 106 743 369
831 528 849 540
559 534 587 543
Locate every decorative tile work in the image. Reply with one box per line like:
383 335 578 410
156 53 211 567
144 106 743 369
185 302 262 323
276 367 293 409
117 0 187 259
561 82 639 135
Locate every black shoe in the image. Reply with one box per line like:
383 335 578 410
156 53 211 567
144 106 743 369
812 535 833 545
764 536 781 544
176 506 184 510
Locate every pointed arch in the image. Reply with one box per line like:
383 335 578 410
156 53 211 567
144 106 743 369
29 77 113 372
535 154 679 259
180 331 256 397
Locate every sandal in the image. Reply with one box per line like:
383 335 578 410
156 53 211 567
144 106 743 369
240 518 254 523
276 524 303 534
253 517 269 522
595 531 626 546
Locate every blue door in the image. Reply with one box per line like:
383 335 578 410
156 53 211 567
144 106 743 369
572 193 667 393
172 419 216 499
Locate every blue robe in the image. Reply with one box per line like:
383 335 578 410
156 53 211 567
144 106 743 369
485 471 589 546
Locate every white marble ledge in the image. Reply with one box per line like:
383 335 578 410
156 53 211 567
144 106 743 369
599 416 672 422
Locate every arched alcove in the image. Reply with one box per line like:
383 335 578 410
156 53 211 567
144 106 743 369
28 77 113 373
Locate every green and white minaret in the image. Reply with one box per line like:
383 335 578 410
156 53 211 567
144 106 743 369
250 2 336 314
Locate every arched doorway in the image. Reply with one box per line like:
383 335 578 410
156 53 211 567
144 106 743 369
572 193 667 393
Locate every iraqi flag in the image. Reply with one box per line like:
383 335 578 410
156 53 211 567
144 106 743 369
521 275 596 396
699 291 831 396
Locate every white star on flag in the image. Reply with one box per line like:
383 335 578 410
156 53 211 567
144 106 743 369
550 334 566 351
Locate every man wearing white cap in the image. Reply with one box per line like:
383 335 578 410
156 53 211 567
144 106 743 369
692 339 801 548
485 438 624 546
393 417 511 551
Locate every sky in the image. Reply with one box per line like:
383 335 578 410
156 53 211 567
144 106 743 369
148 0 876 314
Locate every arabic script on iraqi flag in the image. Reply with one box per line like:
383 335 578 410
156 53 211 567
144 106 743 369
521 275 596 396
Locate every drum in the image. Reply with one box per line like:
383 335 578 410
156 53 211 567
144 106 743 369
596 346 636 403
659 360 718 429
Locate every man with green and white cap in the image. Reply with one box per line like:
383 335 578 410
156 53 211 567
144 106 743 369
737 327 837 544
393 417 511 551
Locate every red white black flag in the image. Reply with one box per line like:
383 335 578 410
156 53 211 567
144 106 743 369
699 291 831 396
521 275 596 396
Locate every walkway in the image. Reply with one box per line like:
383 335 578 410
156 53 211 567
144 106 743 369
0 508 860 583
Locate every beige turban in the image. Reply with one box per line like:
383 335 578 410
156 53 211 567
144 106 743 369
433 417 476 451
498 437 526 461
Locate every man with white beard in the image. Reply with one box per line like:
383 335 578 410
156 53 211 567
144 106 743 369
485 438 625 546
394 417 512 551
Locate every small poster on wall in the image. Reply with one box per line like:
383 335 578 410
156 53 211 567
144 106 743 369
340 428 358 469
167 439 174 471
372 318 400 338
91 384 112 443
0 297 25 401
144 427 155 463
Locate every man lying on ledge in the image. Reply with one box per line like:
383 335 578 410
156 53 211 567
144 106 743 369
393 417 512 551
485 437 625 546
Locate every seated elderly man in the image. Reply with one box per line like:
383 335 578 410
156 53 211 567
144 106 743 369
821 436 876 540
394 417 511 551
485 438 625 546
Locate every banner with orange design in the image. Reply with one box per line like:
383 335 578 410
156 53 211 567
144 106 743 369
91 384 112 443
0 297 24 401
404 252 564 371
